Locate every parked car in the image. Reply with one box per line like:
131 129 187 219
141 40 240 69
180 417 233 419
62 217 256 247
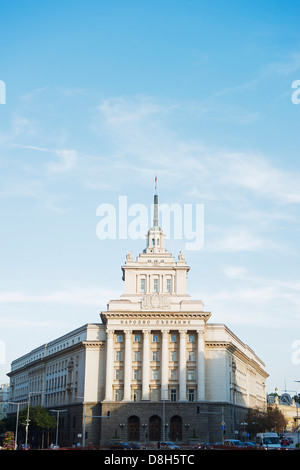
223 439 243 447
128 442 146 449
193 442 212 449
160 441 180 449
109 442 132 450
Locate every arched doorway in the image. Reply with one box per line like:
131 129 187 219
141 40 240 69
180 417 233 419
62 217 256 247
149 415 161 441
170 415 182 441
128 416 140 441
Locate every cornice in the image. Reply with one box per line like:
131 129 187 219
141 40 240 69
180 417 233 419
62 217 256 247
101 311 211 324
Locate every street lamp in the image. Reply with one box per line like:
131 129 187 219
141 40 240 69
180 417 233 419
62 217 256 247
284 387 299 444
25 391 43 446
50 409 67 447
141 423 147 443
240 422 248 442
7 400 28 450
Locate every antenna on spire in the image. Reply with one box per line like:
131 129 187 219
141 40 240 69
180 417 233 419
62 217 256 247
153 176 159 227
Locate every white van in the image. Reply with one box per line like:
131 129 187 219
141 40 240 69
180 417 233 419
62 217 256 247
255 432 281 449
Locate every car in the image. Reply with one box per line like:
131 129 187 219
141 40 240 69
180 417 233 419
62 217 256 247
128 442 146 449
243 442 255 447
193 442 212 449
287 437 293 444
223 439 243 447
160 441 180 449
109 442 132 450
280 438 290 446
18 443 31 450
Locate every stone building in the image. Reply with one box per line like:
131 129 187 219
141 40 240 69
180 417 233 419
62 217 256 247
7 190 268 447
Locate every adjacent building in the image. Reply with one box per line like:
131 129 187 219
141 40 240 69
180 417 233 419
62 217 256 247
7 190 268 446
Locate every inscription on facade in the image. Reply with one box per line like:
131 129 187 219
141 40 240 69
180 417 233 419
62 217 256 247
120 319 191 325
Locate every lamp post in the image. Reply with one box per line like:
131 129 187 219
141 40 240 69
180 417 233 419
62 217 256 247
25 391 43 446
142 423 147 444
284 388 299 445
240 422 248 442
293 382 300 445
7 400 28 449
50 409 67 447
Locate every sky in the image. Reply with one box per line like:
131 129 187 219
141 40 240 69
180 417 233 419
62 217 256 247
0 0 300 395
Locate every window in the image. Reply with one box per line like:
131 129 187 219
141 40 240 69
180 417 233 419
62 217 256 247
152 369 159 380
170 351 177 361
170 334 177 343
152 351 159 361
170 389 177 401
133 389 140 402
133 369 140 380
134 334 140 342
116 334 123 342
115 369 122 380
188 369 195 380
188 389 195 402
188 334 194 343
140 278 145 293
153 278 158 293
166 278 171 293
152 334 159 343
170 369 177 380
116 351 122 361
134 351 141 361
188 351 195 361
115 389 123 401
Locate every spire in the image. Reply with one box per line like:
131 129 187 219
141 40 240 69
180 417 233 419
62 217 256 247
144 176 167 254
153 176 159 227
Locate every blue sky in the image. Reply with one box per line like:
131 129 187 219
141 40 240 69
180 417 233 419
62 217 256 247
1 0 300 394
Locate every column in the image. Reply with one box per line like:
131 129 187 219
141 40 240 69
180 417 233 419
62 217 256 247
161 330 169 400
123 330 132 401
197 329 206 401
142 330 150 400
179 330 187 401
104 329 114 401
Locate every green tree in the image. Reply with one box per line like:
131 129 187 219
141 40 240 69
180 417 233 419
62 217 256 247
19 406 57 449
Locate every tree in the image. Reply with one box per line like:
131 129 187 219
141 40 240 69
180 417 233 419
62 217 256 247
265 406 286 433
245 406 286 437
19 405 57 449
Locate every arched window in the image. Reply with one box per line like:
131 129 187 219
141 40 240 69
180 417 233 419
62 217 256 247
170 415 182 441
149 415 161 441
128 415 140 441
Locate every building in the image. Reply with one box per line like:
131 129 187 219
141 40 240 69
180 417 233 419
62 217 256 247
268 390 300 432
0 383 10 418
7 190 268 447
